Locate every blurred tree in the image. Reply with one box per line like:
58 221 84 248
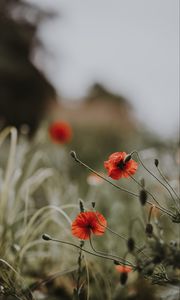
0 0 56 137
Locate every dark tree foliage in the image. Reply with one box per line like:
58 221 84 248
0 0 56 137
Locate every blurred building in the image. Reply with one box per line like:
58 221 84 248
57 84 137 134
51 84 139 171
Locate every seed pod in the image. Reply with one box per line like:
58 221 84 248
42 234 51 241
120 272 128 285
80 240 84 247
127 238 135 252
154 159 159 167
70 150 78 161
92 202 96 208
145 223 153 237
139 189 148 205
79 200 84 212
124 154 132 163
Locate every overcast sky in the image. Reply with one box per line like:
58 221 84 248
27 0 179 139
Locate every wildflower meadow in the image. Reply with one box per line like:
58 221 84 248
0 124 179 300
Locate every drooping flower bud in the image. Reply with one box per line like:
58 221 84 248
79 200 85 212
127 238 135 252
92 202 96 208
145 223 153 237
70 150 78 161
42 234 52 241
154 159 159 167
80 240 85 248
120 272 128 285
139 189 148 205
114 260 120 265
124 153 132 163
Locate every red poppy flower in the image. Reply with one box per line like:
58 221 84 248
49 121 72 144
72 211 107 240
104 152 138 180
115 265 132 273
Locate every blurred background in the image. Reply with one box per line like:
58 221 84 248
0 0 179 172
0 1 179 299
26 0 179 139
0 0 179 139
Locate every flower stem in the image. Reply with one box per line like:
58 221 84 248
70 151 174 217
156 165 180 201
89 236 135 267
70 151 139 197
94 211 149 259
127 173 173 216
75 241 84 299
42 234 135 267
131 150 180 211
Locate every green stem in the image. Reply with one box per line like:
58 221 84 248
70 151 174 217
157 165 180 201
42 235 136 267
132 151 180 211
89 236 135 266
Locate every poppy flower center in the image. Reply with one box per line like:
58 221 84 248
86 223 94 235
117 159 126 170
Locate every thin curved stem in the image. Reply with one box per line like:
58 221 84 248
148 206 154 223
71 151 174 217
42 235 135 267
31 266 78 291
89 236 135 267
94 212 150 259
128 173 173 216
132 151 180 211
156 165 180 201
76 242 83 299
71 151 139 197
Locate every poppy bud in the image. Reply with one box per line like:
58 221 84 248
80 240 84 247
79 200 84 212
127 238 135 252
139 189 148 205
145 223 153 237
70 150 78 161
42 234 51 241
120 272 128 285
154 159 159 167
124 154 132 163
114 260 120 265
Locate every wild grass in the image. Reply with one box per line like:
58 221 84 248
0 126 179 300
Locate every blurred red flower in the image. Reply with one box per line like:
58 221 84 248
72 211 107 240
87 172 104 186
49 121 72 144
104 152 138 180
115 265 132 273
